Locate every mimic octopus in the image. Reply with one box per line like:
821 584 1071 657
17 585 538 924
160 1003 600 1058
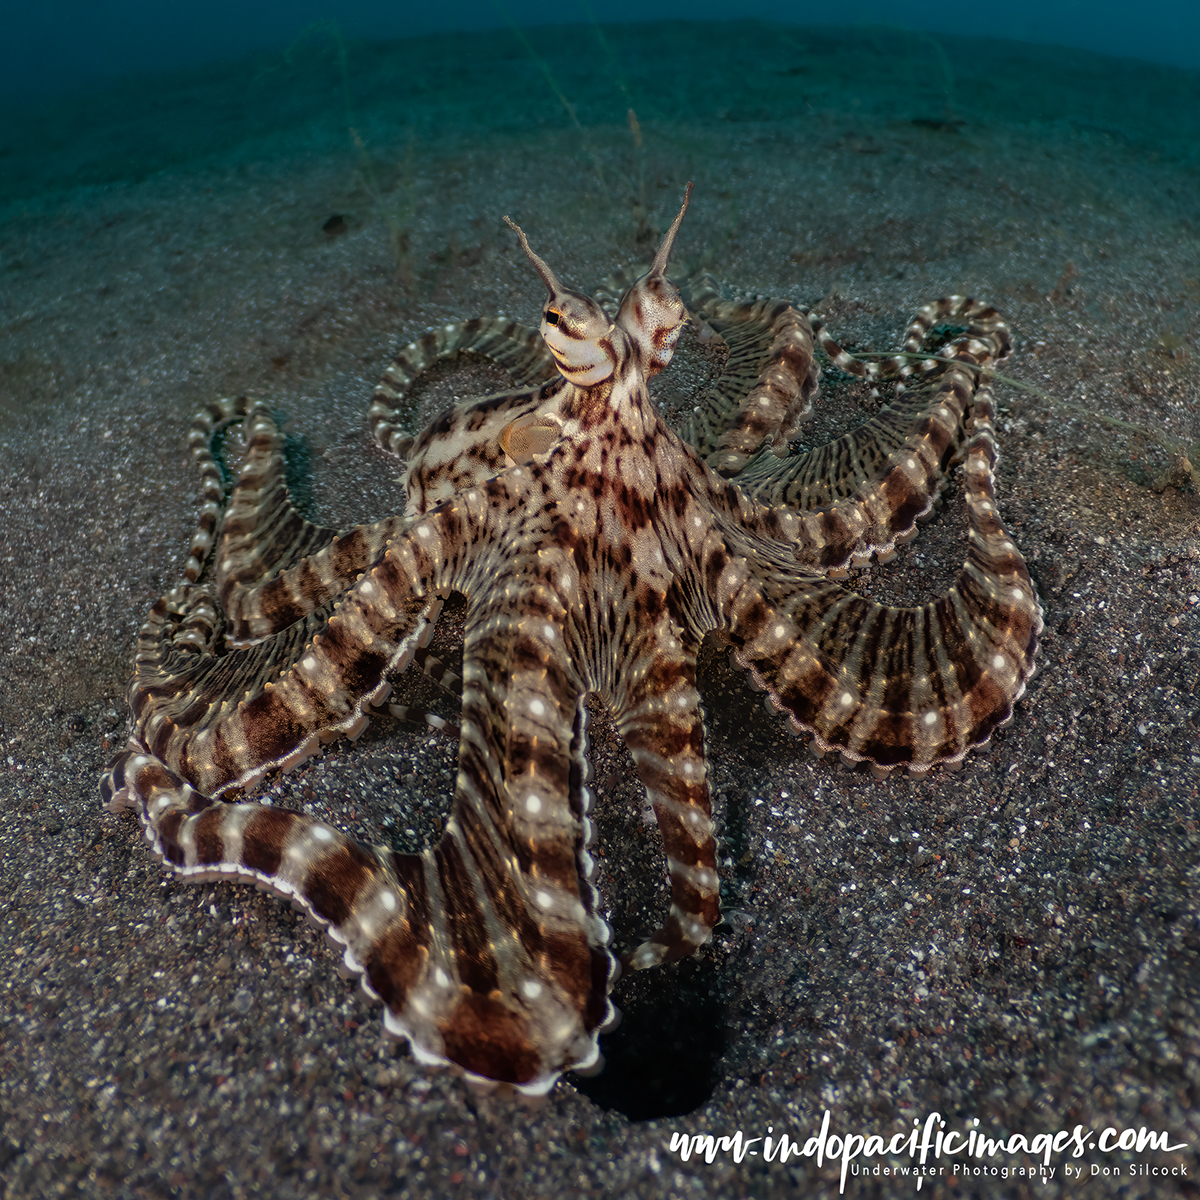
101 186 1042 1095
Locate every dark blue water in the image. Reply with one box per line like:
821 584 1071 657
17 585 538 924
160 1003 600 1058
5 0 1198 101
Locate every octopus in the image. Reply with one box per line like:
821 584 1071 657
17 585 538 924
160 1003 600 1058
100 186 1042 1096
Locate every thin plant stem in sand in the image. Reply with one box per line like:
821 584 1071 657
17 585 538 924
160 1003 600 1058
488 0 609 194
267 21 415 279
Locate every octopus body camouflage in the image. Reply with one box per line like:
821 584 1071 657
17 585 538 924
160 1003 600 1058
101 188 1042 1095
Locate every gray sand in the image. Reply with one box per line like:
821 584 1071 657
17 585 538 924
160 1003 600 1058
1 22 1198 1200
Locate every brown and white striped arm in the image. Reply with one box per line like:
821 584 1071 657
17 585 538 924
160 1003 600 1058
368 317 556 460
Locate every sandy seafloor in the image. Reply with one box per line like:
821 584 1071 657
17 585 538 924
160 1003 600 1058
1 21 1198 1200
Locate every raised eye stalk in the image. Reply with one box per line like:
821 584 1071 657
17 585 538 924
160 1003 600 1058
503 214 564 297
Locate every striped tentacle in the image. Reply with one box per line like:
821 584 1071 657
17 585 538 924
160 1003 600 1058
177 398 397 649
808 295 1012 387
97 730 611 1094
385 645 464 738
610 628 719 970
217 502 410 648
675 272 820 474
211 401 341 640
429 598 615 1089
195 404 465 737
369 318 556 460
133 581 221 678
182 397 248 583
785 297 1013 514
129 593 356 794
733 382 953 512
901 296 1012 375
191 402 463 731
717 367 1041 772
730 320 1011 573
125 483 502 797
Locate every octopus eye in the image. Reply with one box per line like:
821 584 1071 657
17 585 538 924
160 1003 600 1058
544 310 560 326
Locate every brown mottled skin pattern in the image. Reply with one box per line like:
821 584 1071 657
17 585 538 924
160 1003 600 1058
100 187 1042 1095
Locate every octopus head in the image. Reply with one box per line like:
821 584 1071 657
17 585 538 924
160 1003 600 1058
503 183 693 388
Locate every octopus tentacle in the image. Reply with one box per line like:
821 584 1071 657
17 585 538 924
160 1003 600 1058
808 295 1011 386
98 735 611 1095
675 274 821 473
369 317 556 460
610 632 719 971
217 504 411 647
181 396 248 583
715 324 1012 574
128 480 519 798
179 401 464 741
719 373 1041 771
209 401 399 644
133 580 222 673
734 381 954 512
